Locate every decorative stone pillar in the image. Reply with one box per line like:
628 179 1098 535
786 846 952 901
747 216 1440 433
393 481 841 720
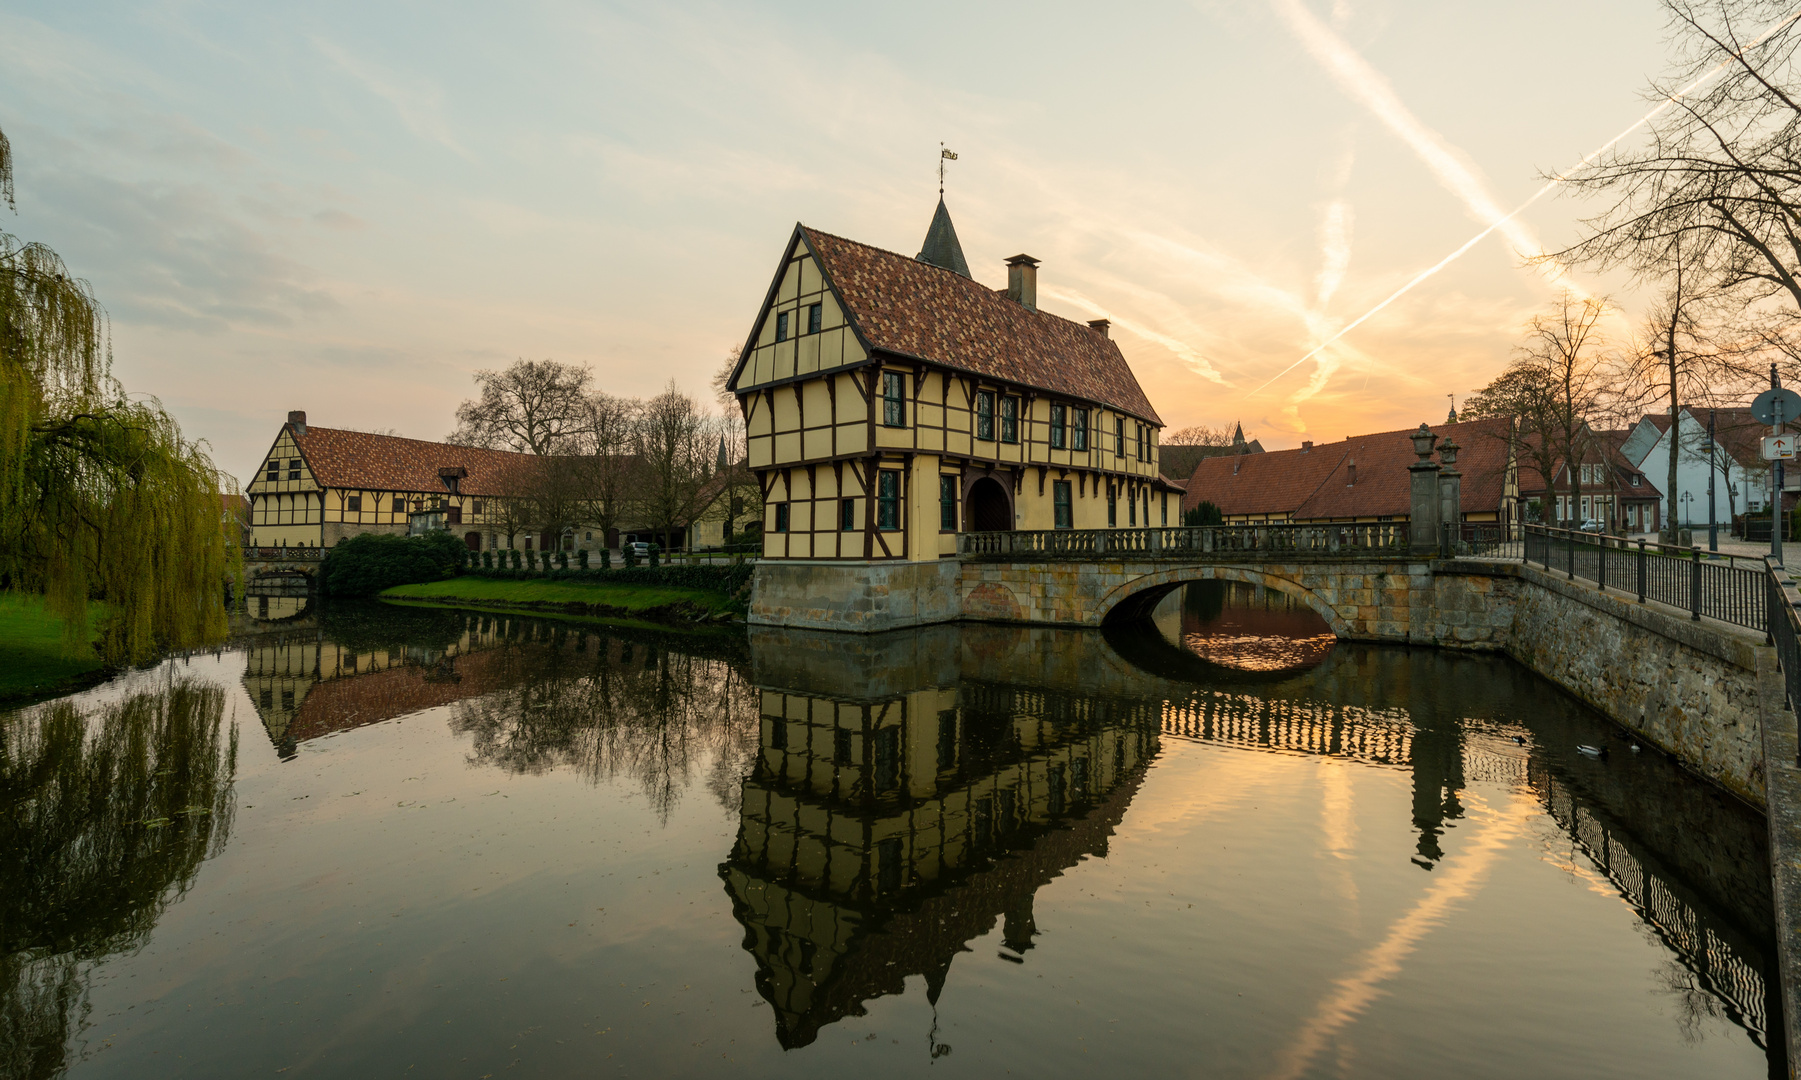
1408 423 1441 554
1437 436 1462 548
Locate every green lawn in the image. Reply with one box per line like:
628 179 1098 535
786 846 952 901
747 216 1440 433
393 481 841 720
0 594 108 701
379 576 735 616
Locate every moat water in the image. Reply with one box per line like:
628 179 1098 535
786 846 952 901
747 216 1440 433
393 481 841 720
0 584 1781 1078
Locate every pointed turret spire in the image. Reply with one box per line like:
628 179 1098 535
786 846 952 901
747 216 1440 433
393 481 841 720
916 198 971 278
1232 421 1246 448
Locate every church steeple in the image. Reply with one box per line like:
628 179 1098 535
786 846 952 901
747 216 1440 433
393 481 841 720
916 198 971 278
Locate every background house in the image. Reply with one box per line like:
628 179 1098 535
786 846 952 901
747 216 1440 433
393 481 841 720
1179 417 1515 527
1617 408 1771 526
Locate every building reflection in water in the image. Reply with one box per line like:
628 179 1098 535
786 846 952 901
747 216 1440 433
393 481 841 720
728 599 1780 1061
719 664 1160 1048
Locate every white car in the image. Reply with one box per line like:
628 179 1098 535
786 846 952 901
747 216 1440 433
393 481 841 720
626 541 653 557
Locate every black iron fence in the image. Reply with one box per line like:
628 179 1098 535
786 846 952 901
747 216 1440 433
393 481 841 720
1524 525 1767 631
1766 561 1801 767
958 522 1411 560
1441 521 1523 560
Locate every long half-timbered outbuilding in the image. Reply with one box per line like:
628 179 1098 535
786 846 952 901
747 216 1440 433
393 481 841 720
728 203 1177 565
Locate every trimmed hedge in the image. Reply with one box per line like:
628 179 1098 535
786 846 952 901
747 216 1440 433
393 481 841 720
321 532 466 597
460 562 753 593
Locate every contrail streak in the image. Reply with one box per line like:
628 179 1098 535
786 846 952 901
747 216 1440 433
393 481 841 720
1247 2 1801 401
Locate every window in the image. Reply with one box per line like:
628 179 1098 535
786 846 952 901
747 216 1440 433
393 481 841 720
775 311 790 342
940 475 958 530
976 391 995 440
1053 480 1072 529
1072 408 1088 451
882 371 907 427
1115 417 1126 458
1107 485 1117 527
287 458 301 480
1161 494 1168 526
346 495 361 512
1050 404 1067 449
265 461 278 482
392 498 405 513
877 470 900 529
841 498 857 531
472 500 483 515
1630 475 1640 487
1129 488 1137 526
807 302 822 334
774 503 790 532
1000 396 1019 443
834 727 853 765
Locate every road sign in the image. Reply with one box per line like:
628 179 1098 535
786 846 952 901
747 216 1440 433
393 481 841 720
1764 434 1798 460
1753 387 1801 425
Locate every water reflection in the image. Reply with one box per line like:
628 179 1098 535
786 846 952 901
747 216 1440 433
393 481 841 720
736 615 1781 1065
1157 579 1338 673
720 667 1160 1048
237 603 757 816
0 681 237 1079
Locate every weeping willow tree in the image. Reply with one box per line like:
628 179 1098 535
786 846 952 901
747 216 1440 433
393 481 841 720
0 679 238 1077
0 124 238 663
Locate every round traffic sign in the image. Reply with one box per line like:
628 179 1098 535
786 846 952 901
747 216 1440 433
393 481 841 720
1753 387 1801 426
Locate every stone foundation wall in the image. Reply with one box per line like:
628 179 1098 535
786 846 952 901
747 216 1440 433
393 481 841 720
748 559 961 632
1504 564 1771 807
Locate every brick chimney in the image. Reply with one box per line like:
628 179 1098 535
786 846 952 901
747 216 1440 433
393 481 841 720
1302 440 1313 453
1088 318 1111 338
1006 254 1039 312
287 410 307 436
1346 459 1356 486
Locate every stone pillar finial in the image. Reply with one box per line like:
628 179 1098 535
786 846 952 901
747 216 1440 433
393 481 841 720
1408 424 1442 554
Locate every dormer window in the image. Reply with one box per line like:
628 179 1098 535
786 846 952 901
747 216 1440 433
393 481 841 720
1630 475 1640 487
807 303 822 334
775 312 790 342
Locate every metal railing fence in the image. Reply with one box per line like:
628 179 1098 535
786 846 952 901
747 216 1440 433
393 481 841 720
1524 525 1767 632
1440 521 1523 560
1766 560 1801 767
958 521 1411 560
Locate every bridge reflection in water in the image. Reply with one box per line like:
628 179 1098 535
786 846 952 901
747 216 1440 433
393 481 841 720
728 579 1779 1061
221 596 1778 1065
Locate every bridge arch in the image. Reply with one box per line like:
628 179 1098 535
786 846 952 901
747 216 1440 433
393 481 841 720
1094 565 1352 638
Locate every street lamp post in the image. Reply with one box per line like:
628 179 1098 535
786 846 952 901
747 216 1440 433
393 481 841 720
1708 410 1719 552
1680 491 1694 531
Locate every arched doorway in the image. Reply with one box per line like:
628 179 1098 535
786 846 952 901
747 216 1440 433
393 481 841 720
967 477 1012 532
463 532 481 551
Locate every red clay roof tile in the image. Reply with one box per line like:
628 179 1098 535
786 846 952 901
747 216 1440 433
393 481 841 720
799 226 1162 425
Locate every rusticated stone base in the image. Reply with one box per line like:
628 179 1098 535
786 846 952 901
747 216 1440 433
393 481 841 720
749 559 961 632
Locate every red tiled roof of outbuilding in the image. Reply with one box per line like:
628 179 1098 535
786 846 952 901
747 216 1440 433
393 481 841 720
797 226 1163 425
1181 417 1514 520
292 426 544 496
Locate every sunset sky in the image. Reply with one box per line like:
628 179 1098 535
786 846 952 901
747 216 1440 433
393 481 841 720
0 1 1679 481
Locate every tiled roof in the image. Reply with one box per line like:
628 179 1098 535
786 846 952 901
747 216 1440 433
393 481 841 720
292 426 544 496
800 226 1162 425
1181 417 1514 520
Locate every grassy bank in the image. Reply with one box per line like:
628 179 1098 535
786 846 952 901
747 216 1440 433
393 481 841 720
0 594 109 702
378 576 739 622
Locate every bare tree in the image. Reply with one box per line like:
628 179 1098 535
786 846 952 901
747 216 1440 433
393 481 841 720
449 358 593 454
1555 2 1801 365
632 381 714 549
1163 424 1235 446
1469 294 1618 527
571 391 640 549
711 346 742 408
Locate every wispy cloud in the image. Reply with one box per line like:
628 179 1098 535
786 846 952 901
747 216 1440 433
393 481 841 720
311 37 472 160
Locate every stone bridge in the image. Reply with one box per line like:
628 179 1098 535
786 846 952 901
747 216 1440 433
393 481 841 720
750 523 1516 649
241 547 326 598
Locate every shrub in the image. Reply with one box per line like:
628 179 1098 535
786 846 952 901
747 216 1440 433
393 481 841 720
557 550 569 570
1183 501 1224 528
647 546 659 568
482 550 493 569
526 550 537 571
577 549 589 569
510 550 521 570
623 547 637 569
600 549 611 569
321 531 464 597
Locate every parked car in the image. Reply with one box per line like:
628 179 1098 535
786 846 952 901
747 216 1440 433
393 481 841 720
1579 520 1604 533
627 541 652 558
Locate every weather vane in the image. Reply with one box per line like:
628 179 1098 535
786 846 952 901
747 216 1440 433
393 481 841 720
939 143 958 197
